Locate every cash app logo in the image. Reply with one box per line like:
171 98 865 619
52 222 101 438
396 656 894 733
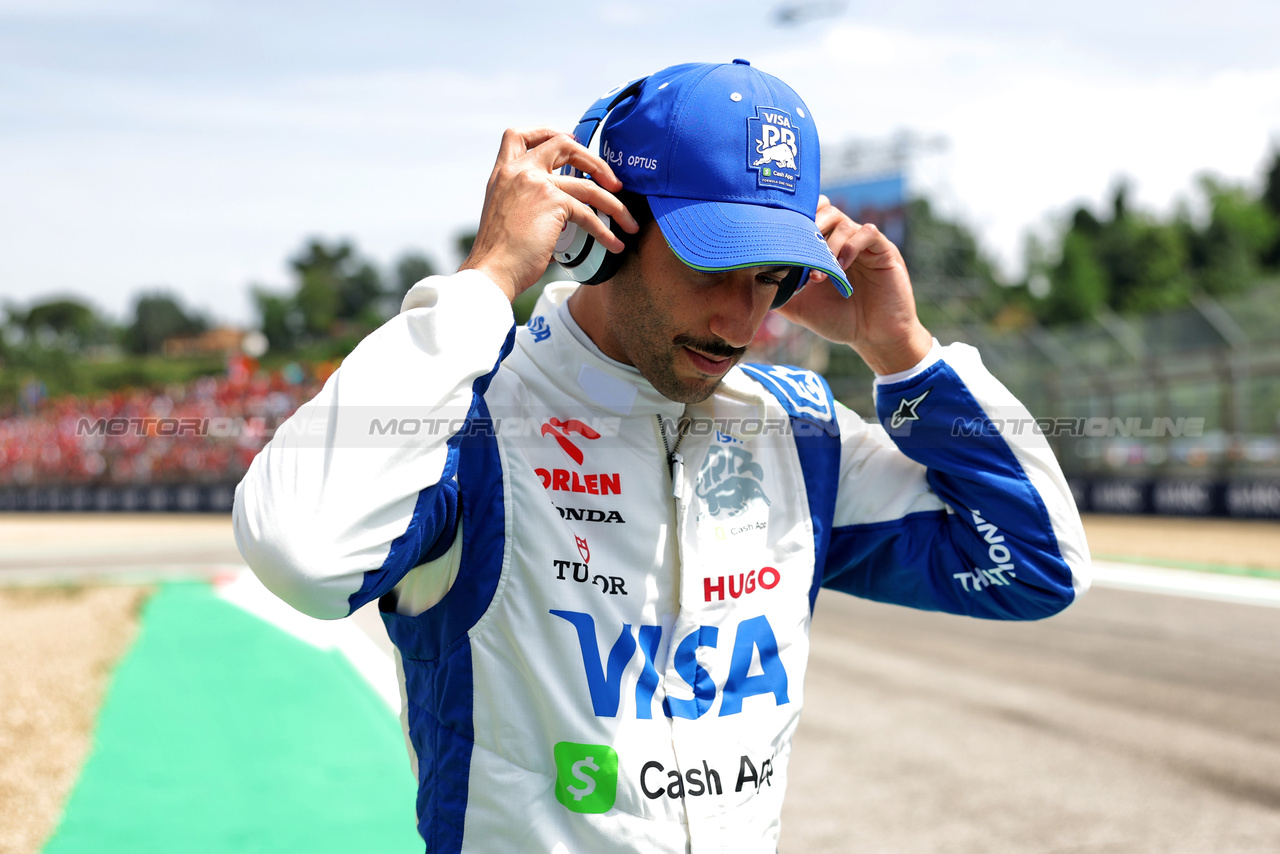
553 741 618 814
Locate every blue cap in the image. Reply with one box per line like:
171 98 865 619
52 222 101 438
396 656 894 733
599 60 852 297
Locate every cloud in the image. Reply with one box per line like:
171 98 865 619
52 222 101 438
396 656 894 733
757 23 1280 277
4 6 1279 323
0 61 583 323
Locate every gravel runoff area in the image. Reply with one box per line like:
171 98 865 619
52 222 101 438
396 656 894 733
1082 514 1280 575
0 586 149 854
0 512 1277 854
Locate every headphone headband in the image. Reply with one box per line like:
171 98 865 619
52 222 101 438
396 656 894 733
553 76 649 285
570 76 649 152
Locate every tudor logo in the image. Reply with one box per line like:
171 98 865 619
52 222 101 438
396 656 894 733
556 536 629 596
542 418 601 465
553 534 628 597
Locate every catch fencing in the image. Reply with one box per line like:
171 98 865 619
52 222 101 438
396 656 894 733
761 278 1280 519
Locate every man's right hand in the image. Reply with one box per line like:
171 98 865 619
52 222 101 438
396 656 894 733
459 127 639 303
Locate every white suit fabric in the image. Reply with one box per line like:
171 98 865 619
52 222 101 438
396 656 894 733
234 272 1091 853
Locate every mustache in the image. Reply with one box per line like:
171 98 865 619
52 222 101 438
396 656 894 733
674 335 746 360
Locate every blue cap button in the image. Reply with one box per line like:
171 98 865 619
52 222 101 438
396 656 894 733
732 58 751 65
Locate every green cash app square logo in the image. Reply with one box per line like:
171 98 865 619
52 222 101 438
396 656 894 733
553 741 619 814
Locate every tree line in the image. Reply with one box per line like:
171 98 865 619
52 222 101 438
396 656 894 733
0 241 447 409
1023 148 1280 325
4 145 1278 404
0 243 448 362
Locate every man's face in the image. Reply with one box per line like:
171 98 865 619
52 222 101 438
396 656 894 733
594 225 790 404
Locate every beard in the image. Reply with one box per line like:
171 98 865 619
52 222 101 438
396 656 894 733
604 260 747 404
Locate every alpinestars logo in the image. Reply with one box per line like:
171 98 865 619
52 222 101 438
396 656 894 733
747 107 799 193
696 445 771 518
890 389 931 430
542 418 600 464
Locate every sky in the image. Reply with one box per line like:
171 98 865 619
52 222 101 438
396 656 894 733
3 0 1279 327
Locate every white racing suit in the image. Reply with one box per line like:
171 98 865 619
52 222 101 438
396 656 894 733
234 272 1091 853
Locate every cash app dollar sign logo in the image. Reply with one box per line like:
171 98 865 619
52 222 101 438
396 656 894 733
553 741 619 814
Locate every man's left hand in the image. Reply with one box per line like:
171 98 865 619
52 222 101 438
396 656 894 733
776 196 933 376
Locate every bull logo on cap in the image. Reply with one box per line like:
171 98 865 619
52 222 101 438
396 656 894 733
747 107 800 193
755 139 797 171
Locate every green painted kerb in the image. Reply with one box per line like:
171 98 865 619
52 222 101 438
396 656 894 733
44 583 421 854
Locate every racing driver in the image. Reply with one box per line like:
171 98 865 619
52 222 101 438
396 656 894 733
233 59 1091 853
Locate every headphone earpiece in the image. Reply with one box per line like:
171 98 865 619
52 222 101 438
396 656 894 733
552 209 636 286
555 77 649 286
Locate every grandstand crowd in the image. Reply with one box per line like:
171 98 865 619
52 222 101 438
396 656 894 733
0 362 327 487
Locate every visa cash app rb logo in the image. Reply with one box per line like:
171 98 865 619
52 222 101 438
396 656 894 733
746 107 800 193
553 741 619 814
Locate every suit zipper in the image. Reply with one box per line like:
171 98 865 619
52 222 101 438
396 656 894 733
656 414 690 499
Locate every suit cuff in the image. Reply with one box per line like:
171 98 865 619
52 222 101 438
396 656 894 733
873 337 943 386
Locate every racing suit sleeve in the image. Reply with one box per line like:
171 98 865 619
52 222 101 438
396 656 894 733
232 270 515 619
822 340 1091 620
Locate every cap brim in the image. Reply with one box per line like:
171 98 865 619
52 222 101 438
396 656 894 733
648 196 853 297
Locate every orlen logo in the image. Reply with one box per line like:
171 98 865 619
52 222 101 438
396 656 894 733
541 418 599 464
550 610 789 720
696 445 770 518
704 566 779 602
536 418 623 495
538 470 621 495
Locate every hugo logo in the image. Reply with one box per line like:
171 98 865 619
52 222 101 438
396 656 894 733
704 566 779 602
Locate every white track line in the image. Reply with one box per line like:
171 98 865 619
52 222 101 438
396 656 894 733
0 563 242 586
1091 560 1280 608
214 568 401 713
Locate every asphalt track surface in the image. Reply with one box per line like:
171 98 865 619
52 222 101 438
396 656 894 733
6 515 1280 853
783 585 1280 853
